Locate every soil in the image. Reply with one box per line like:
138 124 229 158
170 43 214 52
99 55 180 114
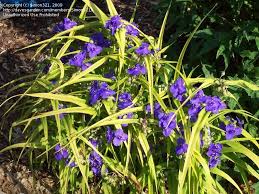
0 161 55 194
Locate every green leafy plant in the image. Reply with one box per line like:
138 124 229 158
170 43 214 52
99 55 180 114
155 0 259 114
0 0 259 193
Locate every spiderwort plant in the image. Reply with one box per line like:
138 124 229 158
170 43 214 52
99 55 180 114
1 0 259 194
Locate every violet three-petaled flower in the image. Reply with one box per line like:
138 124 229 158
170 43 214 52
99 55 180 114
89 151 103 176
83 43 103 58
69 51 87 67
159 112 176 137
54 144 69 161
175 137 188 155
135 42 151 56
104 15 122 35
113 129 128 146
221 123 242 140
127 64 147 76
53 18 77 33
118 92 133 110
126 23 139 36
89 81 115 105
206 143 223 168
205 96 226 114
170 77 186 102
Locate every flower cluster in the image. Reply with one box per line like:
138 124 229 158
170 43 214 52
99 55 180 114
89 151 103 176
88 140 103 176
170 78 186 102
146 103 177 137
53 18 77 33
206 143 223 168
89 81 116 105
159 112 177 137
175 137 188 156
188 90 226 122
69 51 92 71
54 144 76 167
127 64 147 76
68 33 111 70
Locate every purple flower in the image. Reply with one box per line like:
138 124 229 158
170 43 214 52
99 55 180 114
113 129 128 146
225 124 237 140
190 90 206 106
221 123 242 140
83 43 103 58
208 157 221 168
89 81 100 105
126 23 139 36
54 144 69 161
91 32 111 48
146 102 163 119
145 104 151 113
135 42 151 56
104 70 116 80
51 80 57 85
206 143 223 158
175 137 188 155
127 64 147 76
89 81 116 105
187 90 206 122
106 127 114 144
58 104 66 119
159 112 176 137
69 51 86 67
118 92 133 110
118 112 133 127
207 143 223 168
89 151 103 176
90 139 98 148
205 96 226 114
53 18 77 32
104 15 122 35
170 78 186 102
188 105 202 122
99 82 116 99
